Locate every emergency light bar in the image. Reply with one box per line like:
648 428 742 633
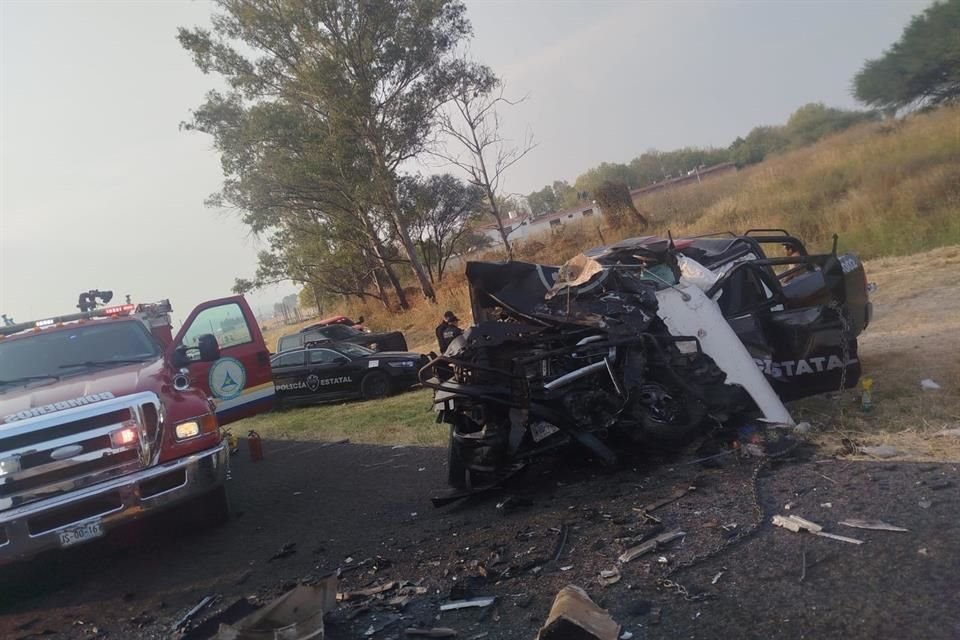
0 300 172 337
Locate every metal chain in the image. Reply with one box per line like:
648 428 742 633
654 455 769 600
655 299 852 600
654 425 805 599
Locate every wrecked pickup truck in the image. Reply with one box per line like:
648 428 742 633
423 231 871 489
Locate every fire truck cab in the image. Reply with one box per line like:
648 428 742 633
0 294 274 565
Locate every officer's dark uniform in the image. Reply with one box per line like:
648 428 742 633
436 314 463 353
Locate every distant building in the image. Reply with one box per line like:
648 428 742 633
524 201 602 236
629 162 737 204
475 211 533 244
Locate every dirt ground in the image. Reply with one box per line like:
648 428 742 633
2 246 959 640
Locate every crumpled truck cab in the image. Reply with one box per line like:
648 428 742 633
0 295 274 565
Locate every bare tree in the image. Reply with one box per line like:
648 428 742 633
435 66 535 261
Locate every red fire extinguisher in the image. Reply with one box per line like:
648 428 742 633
247 430 264 462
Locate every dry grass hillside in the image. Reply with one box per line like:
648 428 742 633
292 106 959 354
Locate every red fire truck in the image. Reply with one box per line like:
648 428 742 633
0 294 274 564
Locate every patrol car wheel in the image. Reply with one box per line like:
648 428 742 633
361 371 392 399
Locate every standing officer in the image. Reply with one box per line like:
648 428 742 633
436 311 463 353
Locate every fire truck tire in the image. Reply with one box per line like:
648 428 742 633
361 371 392 399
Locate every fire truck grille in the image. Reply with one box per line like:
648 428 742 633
0 392 162 511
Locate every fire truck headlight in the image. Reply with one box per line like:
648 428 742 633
175 421 200 440
174 414 218 441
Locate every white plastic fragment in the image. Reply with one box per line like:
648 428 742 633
655 282 794 425
838 519 908 532
920 378 941 390
677 255 721 294
599 568 621 587
618 530 686 564
439 597 496 611
814 531 864 545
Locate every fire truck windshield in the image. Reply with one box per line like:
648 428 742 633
0 321 159 387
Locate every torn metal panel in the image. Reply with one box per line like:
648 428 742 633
215 575 337 640
538 585 621 640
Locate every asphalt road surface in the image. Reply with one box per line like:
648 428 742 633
2 436 958 640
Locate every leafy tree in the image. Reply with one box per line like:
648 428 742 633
527 180 577 215
402 174 486 282
784 103 878 146
854 0 960 112
573 162 635 199
527 184 557 216
179 0 476 304
593 181 648 230
728 125 790 167
435 64 535 261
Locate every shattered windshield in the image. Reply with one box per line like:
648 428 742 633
0 321 159 387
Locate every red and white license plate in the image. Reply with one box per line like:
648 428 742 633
58 519 104 547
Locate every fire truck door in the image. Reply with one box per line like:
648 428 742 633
172 296 275 424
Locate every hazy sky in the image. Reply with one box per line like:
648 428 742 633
0 0 929 324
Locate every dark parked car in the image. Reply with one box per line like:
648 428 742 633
276 323 407 354
271 341 428 406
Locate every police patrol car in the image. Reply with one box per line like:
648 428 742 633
270 341 429 406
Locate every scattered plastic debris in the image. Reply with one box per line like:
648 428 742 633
598 568 622 587
338 581 398 602
538 585 621 640
174 595 218 633
820 502 832 508
405 628 458 638
815 531 864 545
920 379 941 391
215 577 337 640
618 530 685 564
772 514 864 544
918 499 932 509
838 519 908 532
772 515 822 533
439 597 496 612
711 571 724 585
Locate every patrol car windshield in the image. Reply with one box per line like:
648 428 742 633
334 343 374 359
0 321 159 386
